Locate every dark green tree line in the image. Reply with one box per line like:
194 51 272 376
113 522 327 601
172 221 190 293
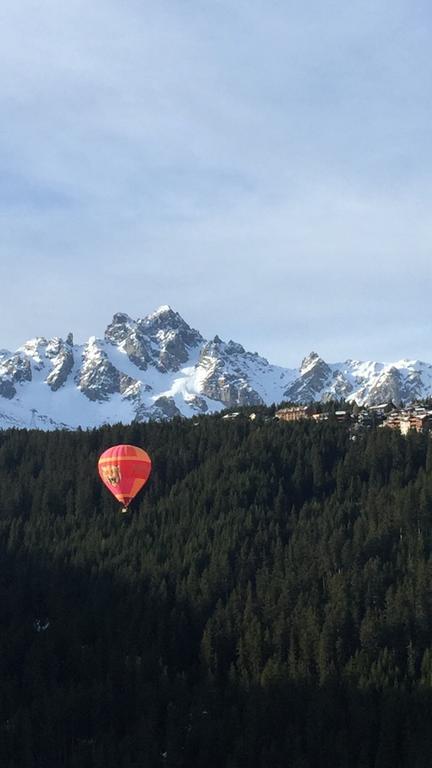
0 414 432 766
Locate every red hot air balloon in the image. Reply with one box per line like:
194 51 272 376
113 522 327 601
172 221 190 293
98 444 152 513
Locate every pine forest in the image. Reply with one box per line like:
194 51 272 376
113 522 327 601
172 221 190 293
1 410 432 767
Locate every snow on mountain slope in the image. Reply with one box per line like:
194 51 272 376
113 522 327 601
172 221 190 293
0 306 432 429
282 354 432 406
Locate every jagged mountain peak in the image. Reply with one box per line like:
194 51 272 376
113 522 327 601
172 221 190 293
300 351 323 374
22 336 48 354
204 335 259 359
141 305 185 329
140 305 202 340
105 307 203 374
110 311 133 327
146 304 175 320
105 313 135 344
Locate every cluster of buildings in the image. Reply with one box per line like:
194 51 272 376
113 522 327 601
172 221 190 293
274 405 348 423
379 406 432 435
275 404 432 435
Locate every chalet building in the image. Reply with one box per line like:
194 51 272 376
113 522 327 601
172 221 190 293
383 408 432 434
399 418 412 436
411 413 432 432
369 402 396 413
276 407 349 424
312 412 329 422
381 411 402 430
275 406 315 422
311 410 348 422
368 403 396 421
222 412 241 420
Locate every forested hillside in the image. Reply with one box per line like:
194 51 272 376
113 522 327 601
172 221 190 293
1 413 432 767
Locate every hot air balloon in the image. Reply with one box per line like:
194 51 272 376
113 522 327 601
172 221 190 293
98 444 152 513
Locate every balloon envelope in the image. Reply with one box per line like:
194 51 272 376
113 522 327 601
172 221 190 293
98 444 152 510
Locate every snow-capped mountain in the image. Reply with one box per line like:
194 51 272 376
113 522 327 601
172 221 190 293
1 306 432 430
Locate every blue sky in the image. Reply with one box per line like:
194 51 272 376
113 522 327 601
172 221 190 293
1 0 431 366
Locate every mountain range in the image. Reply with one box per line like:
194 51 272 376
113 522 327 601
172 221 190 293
1 305 432 429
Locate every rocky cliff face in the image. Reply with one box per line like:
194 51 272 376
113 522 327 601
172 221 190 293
198 337 265 407
45 337 74 392
77 338 140 402
1 306 432 429
283 353 334 403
